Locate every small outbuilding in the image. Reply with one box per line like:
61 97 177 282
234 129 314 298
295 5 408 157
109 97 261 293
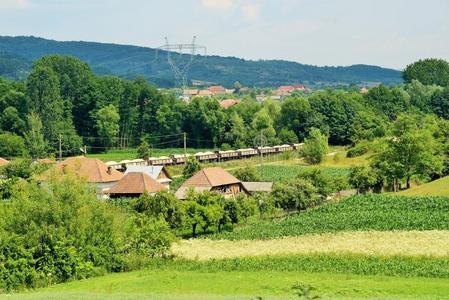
125 165 172 188
175 167 249 200
106 172 167 198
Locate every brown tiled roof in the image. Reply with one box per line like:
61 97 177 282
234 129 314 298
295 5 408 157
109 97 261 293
183 168 241 188
0 158 9 167
106 172 166 195
220 99 240 109
60 156 124 183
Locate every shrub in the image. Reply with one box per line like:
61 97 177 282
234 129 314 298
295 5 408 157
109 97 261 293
133 192 183 230
233 164 261 182
272 178 319 212
301 128 328 165
346 141 370 158
182 157 201 179
137 141 150 160
0 132 26 157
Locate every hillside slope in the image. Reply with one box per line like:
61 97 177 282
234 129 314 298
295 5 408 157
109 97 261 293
0 36 402 87
399 176 449 196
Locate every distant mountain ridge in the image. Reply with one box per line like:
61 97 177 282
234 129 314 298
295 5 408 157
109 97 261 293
0 36 403 87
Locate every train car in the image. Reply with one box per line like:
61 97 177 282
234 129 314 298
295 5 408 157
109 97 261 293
105 161 122 170
275 144 294 152
130 159 146 167
172 154 191 165
216 150 239 161
237 148 258 157
149 156 173 166
195 151 218 163
292 143 304 150
256 146 277 155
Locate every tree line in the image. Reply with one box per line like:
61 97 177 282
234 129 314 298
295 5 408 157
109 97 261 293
0 56 449 161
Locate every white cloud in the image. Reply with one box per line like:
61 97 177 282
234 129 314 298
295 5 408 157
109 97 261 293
241 3 260 21
201 0 234 11
0 0 28 10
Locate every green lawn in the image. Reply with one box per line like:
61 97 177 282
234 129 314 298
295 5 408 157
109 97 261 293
398 176 449 197
5 268 449 300
256 164 350 182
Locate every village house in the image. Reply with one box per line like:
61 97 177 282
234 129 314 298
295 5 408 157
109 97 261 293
105 172 167 198
124 165 172 189
57 156 124 194
274 84 306 97
208 85 227 95
0 158 9 167
198 90 214 97
175 167 249 200
220 99 240 109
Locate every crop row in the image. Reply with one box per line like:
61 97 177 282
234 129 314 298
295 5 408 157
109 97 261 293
147 254 449 279
213 194 449 240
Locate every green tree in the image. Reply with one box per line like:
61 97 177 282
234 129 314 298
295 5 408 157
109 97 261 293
0 106 25 135
278 128 299 143
224 112 247 148
371 114 444 190
349 165 378 194
133 192 183 230
301 128 328 165
251 109 278 145
403 58 449 86
364 85 410 120
0 132 26 157
23 113 48 159
137 141 151 160
94 104 120 148
279 96 323 142
182 157 201 179
430 87 449 119
272 178 318 212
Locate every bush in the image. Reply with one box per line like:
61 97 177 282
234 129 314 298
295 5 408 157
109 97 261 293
0 172 176 291
0 132 26 157
182 157 201 179
233 165 261 182
272 178 319 212
346 141 370 158
301 128 328 165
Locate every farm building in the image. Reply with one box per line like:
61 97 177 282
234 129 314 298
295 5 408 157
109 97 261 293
175 167 249 200
124 165 172 188
0 158 9 167
105 172 167 198
57 156 124 193
208 85 227 95
220 99 240 109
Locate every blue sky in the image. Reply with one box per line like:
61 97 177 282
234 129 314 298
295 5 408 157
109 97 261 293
1 0 448 69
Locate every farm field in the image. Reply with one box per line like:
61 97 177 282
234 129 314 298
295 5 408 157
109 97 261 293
398 176 449 197
173 230 449 260
7 264 449 300
212 195 449 240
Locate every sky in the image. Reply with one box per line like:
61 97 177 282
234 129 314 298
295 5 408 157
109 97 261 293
0 0 448 69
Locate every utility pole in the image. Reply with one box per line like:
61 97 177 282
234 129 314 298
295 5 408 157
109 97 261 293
183 132 187 164
84 145 87 157
260 132 263 167
59 134 62 162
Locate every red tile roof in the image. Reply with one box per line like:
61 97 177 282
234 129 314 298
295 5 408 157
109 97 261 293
106 172 166 195
208 86 226 93
220 99 240 109
182 168 241 188
59 156 124 183
0 158 9 167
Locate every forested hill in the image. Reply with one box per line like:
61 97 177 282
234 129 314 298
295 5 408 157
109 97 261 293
0 36 402 87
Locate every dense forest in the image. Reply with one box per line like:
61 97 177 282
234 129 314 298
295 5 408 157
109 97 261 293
0 36 402 87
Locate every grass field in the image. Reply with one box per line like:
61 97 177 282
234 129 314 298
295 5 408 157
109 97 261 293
212 195 449 240
398 176 449 197
173 230 449 260
256 164 350 182
7 263 449 300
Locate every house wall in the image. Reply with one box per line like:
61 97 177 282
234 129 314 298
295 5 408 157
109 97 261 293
211 183 242 197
